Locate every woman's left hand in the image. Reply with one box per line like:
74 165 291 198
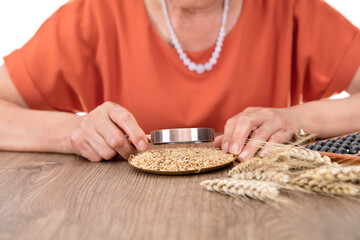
213 107 302 161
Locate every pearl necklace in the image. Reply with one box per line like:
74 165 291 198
160 0 229 74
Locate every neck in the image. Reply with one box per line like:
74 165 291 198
144 0 243 51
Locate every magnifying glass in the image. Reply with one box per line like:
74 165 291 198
148 128 215 145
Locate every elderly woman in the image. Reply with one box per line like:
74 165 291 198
0 0 359 162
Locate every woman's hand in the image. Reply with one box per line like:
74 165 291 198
214 107 301 161
70 102 148 162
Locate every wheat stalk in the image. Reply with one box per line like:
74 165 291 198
200 179 287 202
202 141 360 203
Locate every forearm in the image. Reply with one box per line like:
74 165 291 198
0 99 82 153
292 92 360 138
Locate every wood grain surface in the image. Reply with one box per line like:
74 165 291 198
1 150 360 240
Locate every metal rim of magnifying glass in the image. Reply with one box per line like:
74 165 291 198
150 128 215 145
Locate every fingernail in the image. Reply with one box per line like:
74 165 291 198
230 143 240 155
259 152 266 158
239 151 248 160
137 139 148 151
222 142 230 152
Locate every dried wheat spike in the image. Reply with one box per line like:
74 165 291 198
201 179 284 202
289 148 338 166
228 158 265 176
228 156 289 177
232 170 290 184
300 166 360 184
290 177 360 196
273 147 338 167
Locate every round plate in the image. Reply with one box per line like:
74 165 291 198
128 151 236 176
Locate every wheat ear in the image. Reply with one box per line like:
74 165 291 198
289 177 360 196
201 179 286 202
275 147 336 166
231 170 290 184
298 166 360 184
291 148 339 167
228 157 289 176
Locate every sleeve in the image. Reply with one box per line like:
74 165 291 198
3 0 101 112
292 0 360 102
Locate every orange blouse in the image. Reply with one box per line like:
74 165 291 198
4 0 360 133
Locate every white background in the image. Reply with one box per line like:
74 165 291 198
0 0 359 98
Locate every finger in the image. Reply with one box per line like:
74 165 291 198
91 114 136 159
78 141 103 162
237 121 281 161
258 130 294 158
107 104 148 151
84 127 118 160
222 118 237 152
82 143 103 162
104 130 135 160
227 114 266 156
70 129 103 162
213 135 223 148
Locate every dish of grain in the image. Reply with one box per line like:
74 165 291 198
128 147 236 175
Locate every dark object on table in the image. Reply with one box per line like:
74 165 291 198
303 131 360 165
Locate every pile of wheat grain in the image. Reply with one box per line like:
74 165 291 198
201 146 360 203
129 147 235 172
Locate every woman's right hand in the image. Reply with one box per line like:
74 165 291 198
69 102 148 162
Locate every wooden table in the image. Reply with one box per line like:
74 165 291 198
1 151 360 240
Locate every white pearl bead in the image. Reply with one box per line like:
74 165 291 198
183 58 191 66
196 64 205 74
212 51 219 59
210 57 217 65
215 46 221 53
188 62 196 71
180 53 186 60
205 63 213 71
177 48 183 55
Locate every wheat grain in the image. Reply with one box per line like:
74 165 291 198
129 147 235 172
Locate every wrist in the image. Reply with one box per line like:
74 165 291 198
59 114 83 154
288 101 324 136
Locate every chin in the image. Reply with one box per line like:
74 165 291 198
171 0 221 10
